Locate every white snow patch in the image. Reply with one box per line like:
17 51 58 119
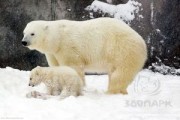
0 67 180 120
85 0 142 23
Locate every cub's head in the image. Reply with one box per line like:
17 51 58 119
29 66 43 87
22 21 48 51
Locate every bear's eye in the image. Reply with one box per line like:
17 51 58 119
31 33 35 36
30 78 32 80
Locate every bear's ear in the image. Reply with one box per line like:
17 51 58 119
44 25 48 31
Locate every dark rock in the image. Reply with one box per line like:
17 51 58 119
0 0 52 70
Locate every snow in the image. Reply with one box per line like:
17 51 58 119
0 67 180 120
85 0 142 23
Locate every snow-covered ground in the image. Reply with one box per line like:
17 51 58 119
0 67 180 120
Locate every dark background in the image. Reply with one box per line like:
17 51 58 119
0 0 179 73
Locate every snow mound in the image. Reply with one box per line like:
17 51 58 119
0 67 180 120
85 0 142 23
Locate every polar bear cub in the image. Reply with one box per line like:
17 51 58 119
29 66 83 99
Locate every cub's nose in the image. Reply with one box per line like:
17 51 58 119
22 41 27 46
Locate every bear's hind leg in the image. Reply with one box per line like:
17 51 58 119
74 67 85 86
108 68 135 94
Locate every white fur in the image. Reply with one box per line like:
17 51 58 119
29 66 83 99
23 18 147 94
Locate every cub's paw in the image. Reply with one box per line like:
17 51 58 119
26 91 48 100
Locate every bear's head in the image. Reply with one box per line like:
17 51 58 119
22 21 48 52
29 66 43 87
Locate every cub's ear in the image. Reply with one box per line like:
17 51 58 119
44 25 48 30
35 66 41 75
36 66 41 69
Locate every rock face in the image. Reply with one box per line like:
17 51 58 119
0 0 52 70
134 0 180 69
0 0 179 71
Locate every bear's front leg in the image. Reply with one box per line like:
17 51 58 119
45 54 59 66
73 67 85 86
77 71 85 86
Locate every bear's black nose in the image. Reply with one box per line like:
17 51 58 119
22 41 27 46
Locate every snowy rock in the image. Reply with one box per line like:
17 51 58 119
85 0 142 23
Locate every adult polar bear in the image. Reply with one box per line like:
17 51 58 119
22 18 147 94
